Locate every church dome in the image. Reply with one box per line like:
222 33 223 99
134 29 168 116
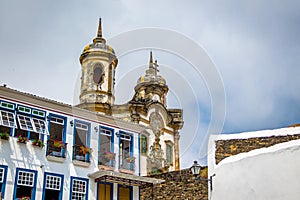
80 19 116 64
136 52 167 88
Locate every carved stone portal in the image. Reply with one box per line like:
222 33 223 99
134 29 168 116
147 112 169 174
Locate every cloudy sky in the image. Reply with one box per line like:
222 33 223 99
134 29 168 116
1 0 300 168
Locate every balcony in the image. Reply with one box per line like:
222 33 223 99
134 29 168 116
46 139 67 163
119 156 135 174
72 144 91 167
98 151 115 170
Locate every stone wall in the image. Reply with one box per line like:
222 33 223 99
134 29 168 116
140 168 208 200
215 134 300 164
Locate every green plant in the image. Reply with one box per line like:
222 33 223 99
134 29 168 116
18 197 31 200
80 145 91 154
32 139 44 147
125 156 136 163
0 132 9 140
17 135 28 143
53 140 64 148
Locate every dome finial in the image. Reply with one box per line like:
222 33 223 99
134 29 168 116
149 51 153 67
97 18 102 38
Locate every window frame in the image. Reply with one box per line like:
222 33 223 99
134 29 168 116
13 168 38 200
0 165 8 199
165 140 174 165
42 172 64 200
70 176 89 200
119 131 134 170
140 134 148 155
73 120 91 162
0 110 16 128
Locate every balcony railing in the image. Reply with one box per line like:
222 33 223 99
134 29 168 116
72 144 90 163
120 157 135 172
98 152 115 168
46 139 67 158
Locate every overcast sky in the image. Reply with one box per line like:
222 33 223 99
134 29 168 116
1 0 300 168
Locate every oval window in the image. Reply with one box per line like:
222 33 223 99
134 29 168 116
93 65 103 84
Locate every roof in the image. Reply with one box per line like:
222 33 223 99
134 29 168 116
88 170 164 187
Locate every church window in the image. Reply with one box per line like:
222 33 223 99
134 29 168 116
140 134 148 155
165 141 174 165
93 64 103 84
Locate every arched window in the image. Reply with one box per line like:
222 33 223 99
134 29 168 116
93 64 103 84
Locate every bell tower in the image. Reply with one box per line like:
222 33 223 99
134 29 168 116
77 18 118 114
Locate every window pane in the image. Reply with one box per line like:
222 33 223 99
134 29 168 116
0 110 16 128
45 175 61 191
32 118 48 134
17 115 35 131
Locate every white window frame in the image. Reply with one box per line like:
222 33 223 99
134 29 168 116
120 134 131 141
17 114 35 132
17 170 35 187
32 118 49 135
0 110 16 128
76 122 88 131
71 179 87 199
17 114 49 135
100 128 112 136
0 168 4 183
45 175 61 191
50 116 64 125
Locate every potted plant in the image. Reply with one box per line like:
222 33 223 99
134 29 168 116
104 151 116 160
80 145 91 155
17 135 28 144
19 197 31 200
53 140 64 148
0 132 9 140
125 156 136 163
32 139 44 147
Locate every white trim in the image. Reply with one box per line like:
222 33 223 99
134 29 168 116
0 168 4 183
0 110 16 128
50 116 64 125
100 128 112 136
17 114 35 132
32 118 49 135
17 170 35 187
120 134 131 141
76 122 88 131
45 175 61 191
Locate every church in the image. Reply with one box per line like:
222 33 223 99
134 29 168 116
0 19 183 199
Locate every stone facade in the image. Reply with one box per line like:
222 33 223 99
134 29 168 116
215 134 300 164
140 168 208 200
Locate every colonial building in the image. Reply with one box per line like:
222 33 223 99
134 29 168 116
0 19 183 200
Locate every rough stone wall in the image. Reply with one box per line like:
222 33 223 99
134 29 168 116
140 168 208 200
215 134 300 164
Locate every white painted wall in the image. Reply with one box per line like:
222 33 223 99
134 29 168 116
208 127 300 200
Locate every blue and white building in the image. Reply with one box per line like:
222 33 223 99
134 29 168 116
0 19 183 200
